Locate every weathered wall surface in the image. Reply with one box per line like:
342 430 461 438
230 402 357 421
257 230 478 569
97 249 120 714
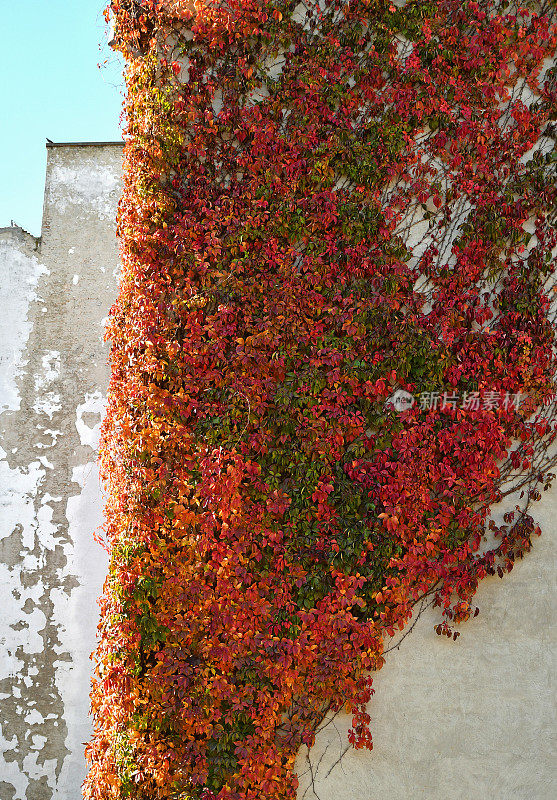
0 141 555 800
0 144 122 799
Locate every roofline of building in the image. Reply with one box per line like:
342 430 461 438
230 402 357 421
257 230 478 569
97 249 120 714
2 141 125 244
0 224 41 251
46 141 125 148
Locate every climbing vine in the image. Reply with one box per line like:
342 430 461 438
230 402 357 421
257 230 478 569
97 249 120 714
85 1 557 798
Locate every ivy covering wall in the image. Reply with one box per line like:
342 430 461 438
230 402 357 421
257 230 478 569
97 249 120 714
85 2 557 798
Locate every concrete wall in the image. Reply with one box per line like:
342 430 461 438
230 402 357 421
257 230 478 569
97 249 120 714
0 141 555 800
0 143 122 799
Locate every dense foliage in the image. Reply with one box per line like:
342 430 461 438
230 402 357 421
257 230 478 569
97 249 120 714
85 1 557 798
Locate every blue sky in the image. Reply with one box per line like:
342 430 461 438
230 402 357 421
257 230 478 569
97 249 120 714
0 1 124 236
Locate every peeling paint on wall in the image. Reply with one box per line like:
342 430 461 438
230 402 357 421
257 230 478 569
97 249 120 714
46 159 120 219
0 144 122 800
0 237 48 415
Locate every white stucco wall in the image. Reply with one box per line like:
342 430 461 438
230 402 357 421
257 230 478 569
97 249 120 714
296 486 556 800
